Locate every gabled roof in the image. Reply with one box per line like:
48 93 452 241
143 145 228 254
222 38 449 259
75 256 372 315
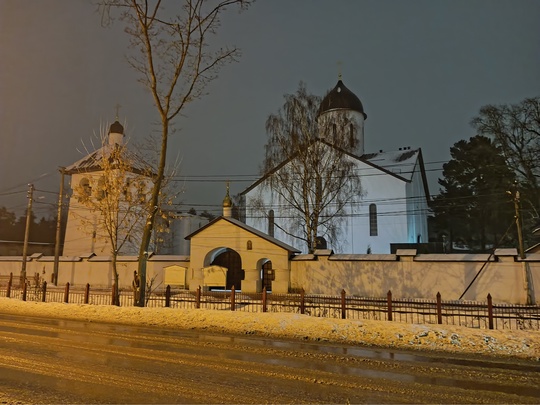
64 143 150 176
185 216 301 254
240 139 430 201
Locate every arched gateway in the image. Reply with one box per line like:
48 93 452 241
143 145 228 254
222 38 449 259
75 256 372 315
185 216 300 293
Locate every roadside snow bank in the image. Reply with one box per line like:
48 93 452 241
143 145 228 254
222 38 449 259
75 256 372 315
1 298 538 360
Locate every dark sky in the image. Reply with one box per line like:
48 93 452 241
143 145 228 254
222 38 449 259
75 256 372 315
1 0 539 218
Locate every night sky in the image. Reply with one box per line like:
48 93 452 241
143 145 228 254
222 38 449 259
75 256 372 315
1 0 539 218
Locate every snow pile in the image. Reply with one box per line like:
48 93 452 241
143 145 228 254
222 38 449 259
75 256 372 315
1 297 538 360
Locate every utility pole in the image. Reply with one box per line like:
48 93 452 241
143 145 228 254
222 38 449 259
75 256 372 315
21 184 34 284
511 185 535 305
53 167 65 286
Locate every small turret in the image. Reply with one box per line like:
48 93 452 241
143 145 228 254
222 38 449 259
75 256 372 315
223 182 232 218
108 120 124 145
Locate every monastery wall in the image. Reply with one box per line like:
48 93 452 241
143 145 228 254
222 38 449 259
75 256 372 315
0 249 538 304
0 254 189 291
290 249 540 304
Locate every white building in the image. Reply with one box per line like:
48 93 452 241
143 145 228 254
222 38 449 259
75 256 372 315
241 79 430 254
63 120 152 256
62 119 210 257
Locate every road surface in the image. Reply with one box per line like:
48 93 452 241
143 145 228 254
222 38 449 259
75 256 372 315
0 314 539 404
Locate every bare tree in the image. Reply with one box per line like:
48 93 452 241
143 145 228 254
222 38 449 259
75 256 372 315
100 0 251 305
471 96 540 222
72 125 155 305
250 82 362 253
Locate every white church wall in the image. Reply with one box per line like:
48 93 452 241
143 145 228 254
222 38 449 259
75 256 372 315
405 162 429 244
341 163 409 254
63 171 152 256
244 155 425 254
318 110 365 156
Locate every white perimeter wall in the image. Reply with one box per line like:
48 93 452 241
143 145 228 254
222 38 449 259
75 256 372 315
1 249 538 304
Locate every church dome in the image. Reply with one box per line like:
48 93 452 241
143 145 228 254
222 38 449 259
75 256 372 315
109 120 124 134
318 80 367 119
223 194 232 208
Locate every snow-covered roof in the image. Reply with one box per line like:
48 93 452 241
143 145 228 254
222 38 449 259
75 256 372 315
241 141 430 202
64 143 150 176
362 148 421 182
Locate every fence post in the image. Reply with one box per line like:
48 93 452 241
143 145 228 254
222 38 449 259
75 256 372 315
262 288 267 313
22 281 27 302
387 290 393 321
341 289 346 319
64 282 70 304
487 293 494 330
165 285 171 308
196 286 201 309
300 288 305 315
436 292 442 324
42 281 47 302
231 285 236 311
84 283 90 304
7 272 12 298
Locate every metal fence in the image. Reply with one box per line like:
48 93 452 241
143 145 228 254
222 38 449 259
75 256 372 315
1 274 539 331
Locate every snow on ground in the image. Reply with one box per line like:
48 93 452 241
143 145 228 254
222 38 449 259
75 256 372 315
1 297 538 361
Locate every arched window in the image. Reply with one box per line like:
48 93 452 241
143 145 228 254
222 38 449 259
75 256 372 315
247 240 252 250
349 123 355 148
123 178 132 202
95 177 105 201
268 210 275 237
78 177 92 202
369 204 378 236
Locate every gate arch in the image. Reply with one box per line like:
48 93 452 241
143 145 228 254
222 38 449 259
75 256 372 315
205 248 243 290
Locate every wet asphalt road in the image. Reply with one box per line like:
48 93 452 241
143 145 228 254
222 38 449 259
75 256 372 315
0 314 539 404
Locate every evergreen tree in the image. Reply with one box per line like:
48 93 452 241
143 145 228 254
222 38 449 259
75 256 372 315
433 135 516 252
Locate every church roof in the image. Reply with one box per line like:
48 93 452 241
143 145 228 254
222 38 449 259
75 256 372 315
109 120 124 134
64 143 149 176
362 148 421 182
240 141 430 202
318 79 367 119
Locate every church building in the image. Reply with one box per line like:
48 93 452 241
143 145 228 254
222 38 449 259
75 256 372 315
240 79 430 254
62 120 152 256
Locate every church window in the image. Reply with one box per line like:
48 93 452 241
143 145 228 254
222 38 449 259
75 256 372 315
78 178 92 202
137 181 146 203
247 240 252 250
96 177 106 201
369 204 378 236
332 123 337 141
123 179 132 202
349 123 355 148
268 210 275 237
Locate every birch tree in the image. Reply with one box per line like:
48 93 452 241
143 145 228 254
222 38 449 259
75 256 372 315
101 0 252 305
252 82 362 253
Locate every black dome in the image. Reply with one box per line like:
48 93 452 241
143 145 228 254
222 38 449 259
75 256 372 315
109 120 124 134
318 80 367 119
